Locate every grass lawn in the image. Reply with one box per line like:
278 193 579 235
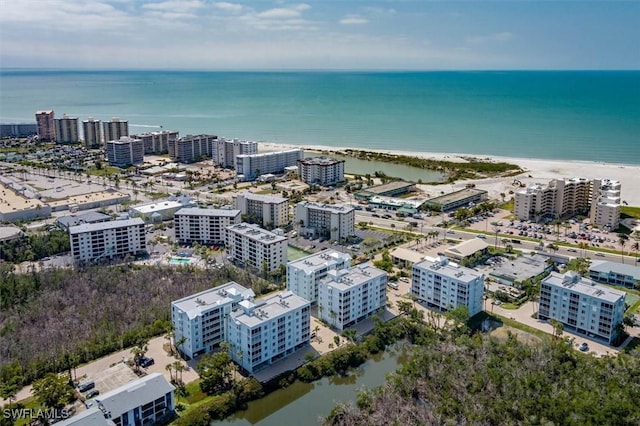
621 206 640 220
489 313 552 341
176 379 208 406
12 396 44 426
86 166 123 177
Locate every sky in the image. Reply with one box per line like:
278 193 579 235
0 0 638 70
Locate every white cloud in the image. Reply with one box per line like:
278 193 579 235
141 0 204 12
213 2 243 13
257 8 301 19
340 16 369 25
466 32 513 44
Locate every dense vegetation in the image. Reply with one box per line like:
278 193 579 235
0 263 278 387
325 331 640 425
340 149 522 181
0 230 70 263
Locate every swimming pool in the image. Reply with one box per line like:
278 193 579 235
169 257 191 265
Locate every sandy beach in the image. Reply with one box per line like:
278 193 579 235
260 142 640 207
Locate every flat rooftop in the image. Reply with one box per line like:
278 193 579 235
543 271 626 304
490 254 549 282
362 180 415 195
176 207 240 218
0 182 48 214
297 201 354 213
298 156 344 166
237 192 288 203
390 247 425 264
131 200 184 214
172 281 254 320
288 249 351 274
231 291 309 328
427 188 487 205
47 190 129 208
69 217 144 235
322 263 386 291
415 256 482 283
226 223 288 243
590 260 640 280
236 148 302 158
369 195 424 208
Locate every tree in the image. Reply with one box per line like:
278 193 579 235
166 363 174 383
631 241 640 262
342 328 357 344
173 361 185 385
549 318 564 340
130 340 148 372
333 335 341 347
199 351 234 394
32 373 74 410
618 234 629 264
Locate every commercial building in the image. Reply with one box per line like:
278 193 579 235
35 110 55 141
212 138 258 168
367 195 425 214
294 201 355 241
0 123 38 138
175 207 241 245
106 137 144 168
133 130 179 155
54 114 80 144
538 271 626 344
0 182 52 222
411 256 484 316
424 188 488 212
236 149 304 181
129 196 195 222
589 179 621 230
225 223 287 273
354 181 416 201
103 118 129 142
318 263 387 331
48 190 130 213
83 117 102 149
234 192 289 229
297 156 345 185
390 247 425 268
69 218 146 262
171 282 255 359
168 134 215 163
444 239 490 262
90 373 175 426
287 249 352 303
228 291 310 374
489 254 553 286
589 260 640 289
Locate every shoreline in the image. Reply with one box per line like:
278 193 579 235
259 142 640 206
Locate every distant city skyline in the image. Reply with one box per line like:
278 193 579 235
1 0 638 70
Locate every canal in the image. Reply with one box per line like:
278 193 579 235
213 343 412 426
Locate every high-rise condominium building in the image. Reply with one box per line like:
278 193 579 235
133 130 179 155
225 223 287 274
538 271 625 344
174 207 241 245
287 249 352 303
103 117 129 142
35 110 55 141
212 138 258 168
69 218 146 262
318 263 387 331
235 149 304 181
168 134 216 163
171 282 255 359
234 192 289 229
411 256 484 317
82 117 102 149
297 156 345 185
54 114 79 144
228 291 310 373
106 137 144 167
589 179 621 230
294 201 355 241
0 123 38 138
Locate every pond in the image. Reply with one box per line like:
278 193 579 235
331 153 446 183
212 342 412 426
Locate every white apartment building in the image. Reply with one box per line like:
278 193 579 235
168 134 216 163
235 149 304 181
287 249 352 303
171 282 255 359
589 179 621 230
227 291 310 374
91 373 175 426
294 201 355 241
515 177 621 228
538 271 626 344
175 207 241 245
103 117 129 142
132 130 179 155
106 137 144 167
234 192 289 229
82 117 102 149
225 223 288 273
317 263 387 331
69 218 146 262
297 156 345 186
54 114 79 144
411 256 484 317
211 138 258 168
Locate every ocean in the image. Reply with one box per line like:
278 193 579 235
1 70 639 165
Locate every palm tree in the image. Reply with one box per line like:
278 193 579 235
618 234 629 264
631 241 640 262
173 361 185 385
165 363 174 382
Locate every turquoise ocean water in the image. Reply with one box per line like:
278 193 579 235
1 70 638 164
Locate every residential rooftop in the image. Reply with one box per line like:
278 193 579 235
296 201 355 213
172 282 255 320
226 223 288 244
236 148 303 159
175 207 241 218
415 256 482 282
322 263 386 291
288 249 352 274
69 217 144 235
490 254 550 283
231 290 309 328
589 260 640 281
236 192 288 203
298 156 344 166
444 238 490 259
56 211 111 228
130 200 185 214
543 271 626 304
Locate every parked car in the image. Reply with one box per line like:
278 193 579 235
137 356 155 368
85 390 100 399
77 381 95 393
579 343 589 352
